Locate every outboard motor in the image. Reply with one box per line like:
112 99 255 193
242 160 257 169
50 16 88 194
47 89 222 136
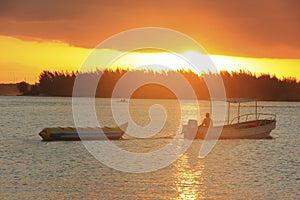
184 119 198 139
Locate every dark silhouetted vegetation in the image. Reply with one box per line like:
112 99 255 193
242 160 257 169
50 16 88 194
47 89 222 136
36 69 300 101
17 81 30 94
17 81 40 96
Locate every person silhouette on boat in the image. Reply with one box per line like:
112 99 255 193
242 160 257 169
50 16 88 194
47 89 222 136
200 113 213 127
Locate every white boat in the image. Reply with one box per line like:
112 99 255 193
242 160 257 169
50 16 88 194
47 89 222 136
183 98 276 139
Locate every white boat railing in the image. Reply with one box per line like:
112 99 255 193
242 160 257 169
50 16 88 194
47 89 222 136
230 113 276 125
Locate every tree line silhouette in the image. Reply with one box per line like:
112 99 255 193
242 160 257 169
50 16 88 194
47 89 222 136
18 69 300 101
17 81 39 96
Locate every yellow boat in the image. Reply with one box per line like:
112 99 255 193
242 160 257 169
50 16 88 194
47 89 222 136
39 123 127 141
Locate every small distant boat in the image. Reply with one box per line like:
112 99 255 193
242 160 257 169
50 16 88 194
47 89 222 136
118 99 128 103
183 98 276 139
39 123 127 141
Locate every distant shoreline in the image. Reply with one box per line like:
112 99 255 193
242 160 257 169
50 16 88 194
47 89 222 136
2 83 300 102
0 83 20 96
1 93 300 103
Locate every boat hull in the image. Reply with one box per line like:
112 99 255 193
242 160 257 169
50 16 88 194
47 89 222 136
39 124 127 141
183 120 276 140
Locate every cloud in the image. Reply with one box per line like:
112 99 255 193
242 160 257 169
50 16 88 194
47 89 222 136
205 0 300 48
0 0 299 58
0 0 88 21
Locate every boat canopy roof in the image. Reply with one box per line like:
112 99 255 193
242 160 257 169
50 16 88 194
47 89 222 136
209 98 256 103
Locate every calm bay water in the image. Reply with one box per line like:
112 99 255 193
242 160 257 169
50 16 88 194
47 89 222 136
0 96 299 199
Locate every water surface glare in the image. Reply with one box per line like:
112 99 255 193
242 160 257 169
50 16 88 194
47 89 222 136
0 96 299 199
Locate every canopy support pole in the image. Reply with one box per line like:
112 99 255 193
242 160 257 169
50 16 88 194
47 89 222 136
210 100 212 118
255 100 258 120
238 102 240 124
227 102 230 125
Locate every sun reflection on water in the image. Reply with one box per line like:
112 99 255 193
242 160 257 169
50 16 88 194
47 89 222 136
173 152 207 199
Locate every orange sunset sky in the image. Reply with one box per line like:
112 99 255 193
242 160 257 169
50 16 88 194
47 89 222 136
1 0 300 83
